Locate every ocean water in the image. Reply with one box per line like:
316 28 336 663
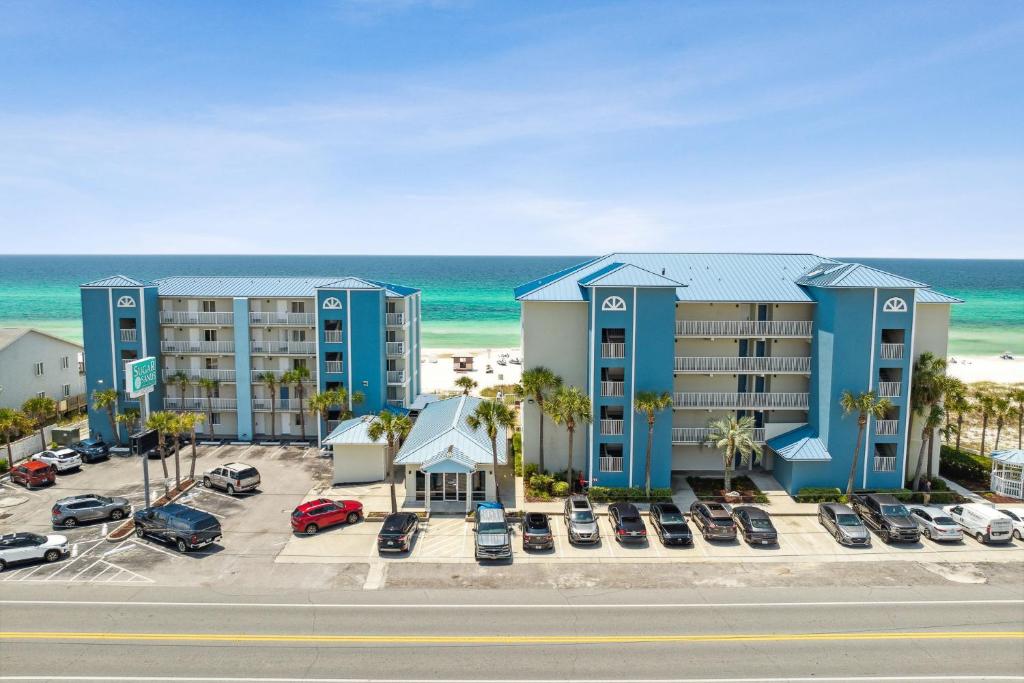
0 255 1020 354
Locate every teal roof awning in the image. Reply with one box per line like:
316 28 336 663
768 425 832 462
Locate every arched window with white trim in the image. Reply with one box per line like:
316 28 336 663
322 296 343 310
602 295 626 312
116 295 136 308
882 297 907 313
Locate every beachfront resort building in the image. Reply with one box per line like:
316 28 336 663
80 275 421 443
516 254 960 495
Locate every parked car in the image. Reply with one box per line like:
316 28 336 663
290 498 363 535
68 438 110 463
732 506 778 545
689 501 737 541
521 512 554 551
850 493 920 543
377 512 419 553
0 532 69 571
818 503 871 546
9 461 56 489
133 503 222 553
202 462 261 495
564 495 600 544
649 502 693 546
52 494 131 528
944 504 1013 544
473 504 512 560
995 508 1024 541
608 502 647 543
31 448 82 473
908 506 963 542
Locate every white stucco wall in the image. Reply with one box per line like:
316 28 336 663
0 331 85 410
332 443 387 484
907 303 952 481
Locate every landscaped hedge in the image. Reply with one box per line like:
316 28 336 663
587 486 673 503
686 476 769 504
795 486 963 505
939 446 990 489
795 487 845 503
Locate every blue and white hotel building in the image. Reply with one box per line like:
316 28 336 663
516 254 960 495
80 275 421 443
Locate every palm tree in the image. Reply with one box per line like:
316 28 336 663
945 388 972 453
308 390 335 445
466 399 517 504
259 371 279 439
92 388 121 445
368 410 413 513
21 396 57 452
634 390 672 495
282 365 311 441
455 376 477 396
544 386 592 495
840 390 893 496
942 378 967 440
520 366 562 473
178 412 206 481
169 370 191 403
0 408 33 464
1009 388 1024 450
705 415 762 493
197 377 220 439
909 352 949 488
992 396 1012 452
145 411 176 479
168 412 185 488
975 390 996 457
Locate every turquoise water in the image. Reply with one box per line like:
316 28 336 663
0 256 1020 354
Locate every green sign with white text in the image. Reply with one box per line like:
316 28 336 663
128 356 157 397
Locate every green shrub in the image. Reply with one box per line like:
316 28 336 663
0 458 8 474
551 481 570 497
587 486 672 502
523 462 539 483
795 487 844 503
940 446 990 487
528 473 554 497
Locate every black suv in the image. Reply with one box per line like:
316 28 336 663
850 493 920 543
521 512 554 551
377 512 419 553
649 502 692 546
68 438 110 463
689 501 737 541
134 503 222 553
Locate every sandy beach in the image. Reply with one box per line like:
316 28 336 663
946 354 1024 384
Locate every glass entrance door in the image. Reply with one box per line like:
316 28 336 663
443 473 459 501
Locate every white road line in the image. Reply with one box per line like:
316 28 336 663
0 676 1020 682
71 543 78 558
2 599 1021 610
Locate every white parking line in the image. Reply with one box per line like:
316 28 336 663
44 539 106 579
68 558 104 581
131 540 181 559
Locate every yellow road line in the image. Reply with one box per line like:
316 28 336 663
1 631 1021 644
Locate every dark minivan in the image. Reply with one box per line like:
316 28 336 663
134 503 222 553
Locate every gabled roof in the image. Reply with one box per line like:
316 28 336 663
394 395 508 466
767 425 832 462
366 280 420 297
317 277 382 291
917 289 964 304
137 276 418 298
0 327 82 352
991 449 1024 467
578 262 686 289
323 415 384 446
420 445 478 474
81 275 150 288
797 262 927 289
513 257 602 300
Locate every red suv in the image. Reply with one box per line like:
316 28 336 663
290 498 363 535
10 461 56 489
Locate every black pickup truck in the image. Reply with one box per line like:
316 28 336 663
850 493 920 543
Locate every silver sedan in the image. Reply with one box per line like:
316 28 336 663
909 506 963 542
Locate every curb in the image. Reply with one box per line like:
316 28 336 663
106 478 200 542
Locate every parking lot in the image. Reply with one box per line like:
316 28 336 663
2 444 1023 591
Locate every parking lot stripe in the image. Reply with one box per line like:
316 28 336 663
43 540 106 579
0 676 1021 682
130 540 181 559
67 559 104 582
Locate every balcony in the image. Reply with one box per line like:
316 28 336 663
878 382 901 398
875 420 899 436
386 342 406 356
162 368 236 383
324 361 344 374
250 340 315 355
161 340 235 354
164 397 236 411
598 456 623 472
674 356 811 374
160 311 234 326
673 392 809 410
600 381 625 397
387 370 407 385
880 343 904 360
250 369 317 383
599 419 624 436
119 329 137 343
873 455 897 473
601 342 625 359
323 330 343 344
252 398 309 412
672 427 766 444
249 312 315 326
386 312 406 326
676 320 813 338
387 399 405 408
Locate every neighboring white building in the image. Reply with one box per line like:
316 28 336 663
324 415 389 484
0 328 86 413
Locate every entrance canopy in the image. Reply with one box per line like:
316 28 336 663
421 446 477 474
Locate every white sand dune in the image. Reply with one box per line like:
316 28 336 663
946 354 1024 384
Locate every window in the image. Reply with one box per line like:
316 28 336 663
116 295 136 308
210 413 222 426
36 391 46 399
882 297 907 313
290 301 305 313
204 357 219 370
602 296 626 312
60 356 70 370
33 362 44 376
290 330 306 342
322 297 342 310
201 300 217 313
203 329 218 342
62 384 71 397
599 444 623 472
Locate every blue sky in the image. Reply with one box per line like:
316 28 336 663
2 1 1022 256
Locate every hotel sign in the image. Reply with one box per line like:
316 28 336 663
127 356 157 397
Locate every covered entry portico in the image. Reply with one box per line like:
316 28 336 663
416 446 489 514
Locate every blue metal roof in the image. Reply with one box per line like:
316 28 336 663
367 280 420 297
323 415 384 446
767 425 832 462
420 445 478 473
797 262 927 289
578 262 686 289
917 289 963 304
81 275 151 288
149 276 417 298
513 257 602 300
394 395 508 466
991 449 1024 466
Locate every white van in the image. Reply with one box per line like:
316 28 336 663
944 504 1013 544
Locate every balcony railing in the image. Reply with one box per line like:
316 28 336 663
878 382 901 398
162 368 236 383
161 340 235 354
676 320 813 338
160 311 234 325
600 381 625 397
250 369 317 383
249 312 315 326
672 427 766 444
250 340 315 355
599 419 624 436
324 361 344 374
323 330 343 343
119 329 137 343
674 356 811 374
164 397 237 411
598 456 623 472
880 343 905 360
252 398 309 412
386 342 405 356
387 399 405 408
875 420 900 436
386 312 406 326
673 392 809 410
601 342 625 359
387 370 407 385
873 455 897 473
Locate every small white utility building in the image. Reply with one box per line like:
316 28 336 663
323 415 388 484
